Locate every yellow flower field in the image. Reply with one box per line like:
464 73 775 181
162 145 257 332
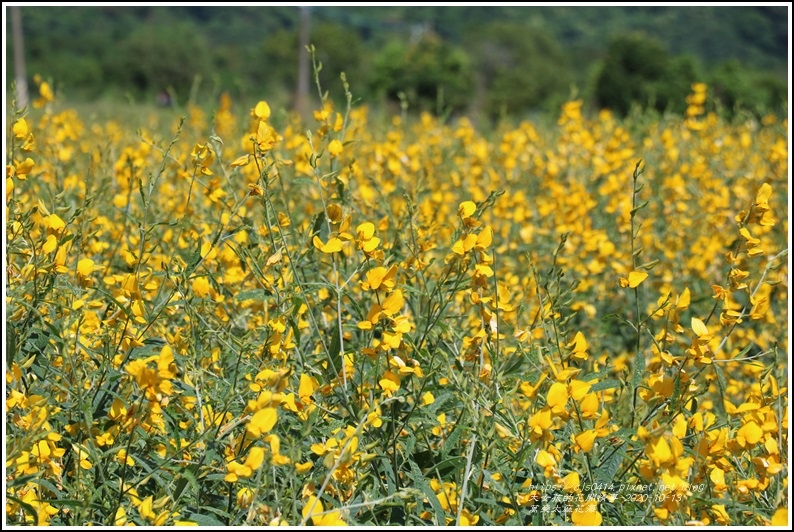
5 80 789 526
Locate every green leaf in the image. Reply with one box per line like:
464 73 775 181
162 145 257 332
186 513 227 527
409 462 445 525
498 352 527 376
310 210 328 241
671 372 683 408
440 420 464 457
325 323 342 380
235 289 271 302
30 477 63 498
6 326 17 368
38 499 86 509
590 379 621 393
581 367 611 382
712 363 727 399
427 456 466 480
6 495 39 525
632 351 645 391
595 441 627 484
172 465 200 505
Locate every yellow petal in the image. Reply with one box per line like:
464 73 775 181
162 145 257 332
575 429 598 452
247 407 278 437
771 508 788 526
579 393 599 419
422 391 435 406
42 234 58 253
244 446 266 470
47 214 66 231
535 449 556 469
562 471 580 492
755 183 772 205
569 380 591 401
231 155 251 167
299 374 316 400
328 139 343 157
648 437 672 467
571 499 602 526
322 237 343 253
302 496 324 523
547 382 569 410
192 277 210 298
356 222 375 240
458 201 476 218
475 226 492 248
570 331 587 353
13 118 29 139
691 317 709 337
254 101 271 121
737 421 763 446
326 203 343 222
362 237 380 252
627 271 648 288
77 258 95 278
381 289 404 316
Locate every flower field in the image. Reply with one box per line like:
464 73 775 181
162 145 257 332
5 80 789 526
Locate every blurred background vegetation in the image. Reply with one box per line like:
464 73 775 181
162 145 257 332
5 5 789 119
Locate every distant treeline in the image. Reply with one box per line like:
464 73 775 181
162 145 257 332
6 6 789 117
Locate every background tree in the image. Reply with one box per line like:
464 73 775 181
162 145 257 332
469 21 572 118
261 21 366 106
111 19 212 102
595 33 670 115
709 60 788 117
371 32 474 114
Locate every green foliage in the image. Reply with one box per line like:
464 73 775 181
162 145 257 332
593 31 786 119
261 21 366 103
469 22 572 117
110 20 212 102
594 33 691 116
6 6 787 117
708 60 788 117
371 33 474 114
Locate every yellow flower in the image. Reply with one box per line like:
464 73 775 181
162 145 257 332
256 121 280 152
546 382 569 414
379 371 401 397
571 498 602 526
247 407 278 438
422 391 435 406
574 429 598 453
192 276 211 298
771 508 788 526
42 234 58 254
361 265 397 291
12 118 29 139
237 487 254 508
252 100 271 121
231 154 251 167
14 157 36 178
225 446 266 482
568 331 588 360
313 235 344 254
356 222 380 253
295 461 313 474
328 139 344 158
302 495 346 526
380 289 405 317
77 258 95 279
619 270 648 288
